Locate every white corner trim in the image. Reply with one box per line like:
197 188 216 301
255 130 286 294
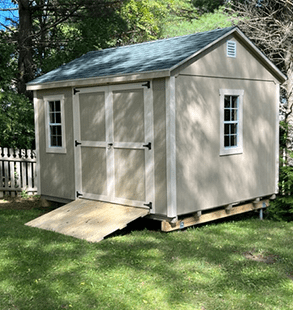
166 76 177 218
275 83 280 194
33 91 41 195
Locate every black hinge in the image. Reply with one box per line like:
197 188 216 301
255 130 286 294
76 191 83 198
142 81 150 88
143 142 151 150
75 140 82 147
74 88 80 95
144 202 152 209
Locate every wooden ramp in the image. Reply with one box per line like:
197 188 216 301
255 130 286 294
25 199 149 242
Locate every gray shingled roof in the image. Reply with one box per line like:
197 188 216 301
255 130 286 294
28 27 236 85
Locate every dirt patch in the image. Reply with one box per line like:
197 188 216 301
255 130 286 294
243 251 279 264
0 196 52 210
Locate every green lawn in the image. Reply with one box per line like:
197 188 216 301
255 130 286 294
1 207 293 310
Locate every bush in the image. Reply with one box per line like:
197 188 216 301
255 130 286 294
268 164 293 221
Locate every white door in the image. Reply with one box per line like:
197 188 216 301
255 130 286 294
73 83 155 211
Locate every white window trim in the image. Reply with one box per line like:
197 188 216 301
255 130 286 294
44 94 66 154
219 89 244 156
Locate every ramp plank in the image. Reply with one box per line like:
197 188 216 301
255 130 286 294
25 199 149 242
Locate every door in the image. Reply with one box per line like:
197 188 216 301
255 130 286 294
73 83 155 212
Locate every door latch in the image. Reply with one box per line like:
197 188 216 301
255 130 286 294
143 142 151 150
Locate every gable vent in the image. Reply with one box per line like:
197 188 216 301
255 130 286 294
227 41 236 58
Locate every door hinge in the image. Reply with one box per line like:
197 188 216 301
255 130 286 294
74 88 80 95
143 142 151 150
76 191 83 198
144 202 152 209
75 140 82 147
142 81 150 88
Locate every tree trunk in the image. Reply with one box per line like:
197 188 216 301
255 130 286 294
18 0 33 99
284 48 293 165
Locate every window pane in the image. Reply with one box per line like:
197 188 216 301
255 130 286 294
224 109 230 121
231 96 238 108
56 125 62 136
224 96 230 108
224 135 230 147
231 123 237 134
51 135 57 147
55 112 61 124
224 124 230 135
49 101 55 112
55 101 61 112
231 135 237 146
49 112 55 123
231 109 237 121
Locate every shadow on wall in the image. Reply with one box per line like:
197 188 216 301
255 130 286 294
175 65 276 214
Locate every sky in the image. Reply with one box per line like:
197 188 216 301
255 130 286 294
0 1 18 30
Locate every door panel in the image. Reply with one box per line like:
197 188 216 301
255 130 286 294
79 92 106 142
113 89 145 143
114 148 145 201
81 147 107 196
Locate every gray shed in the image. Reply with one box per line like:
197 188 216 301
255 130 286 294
26 27 286 239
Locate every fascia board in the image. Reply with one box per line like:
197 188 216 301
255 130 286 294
27 69 171 91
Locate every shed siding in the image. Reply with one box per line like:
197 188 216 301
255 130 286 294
180 36 276 82
175 75 276 215
36 88 75 200
152 79 168 215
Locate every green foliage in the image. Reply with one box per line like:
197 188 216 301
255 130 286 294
192 0 225 13
161 6 233 37
269 162 293 222
0 31 34 149
268 122 293 221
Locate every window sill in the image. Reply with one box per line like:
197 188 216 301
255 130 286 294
46 147 67 154
220 146 243 156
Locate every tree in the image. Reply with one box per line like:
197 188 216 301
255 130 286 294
229 0 293 163
192 0 225 14
0 31 34 148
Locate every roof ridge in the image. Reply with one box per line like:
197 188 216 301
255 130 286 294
86 26 236 56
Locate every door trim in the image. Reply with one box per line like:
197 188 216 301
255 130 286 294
73 82 155 212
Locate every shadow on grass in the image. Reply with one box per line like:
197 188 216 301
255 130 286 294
0 208 292 310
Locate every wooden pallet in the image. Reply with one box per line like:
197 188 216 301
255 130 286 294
161 199 269 232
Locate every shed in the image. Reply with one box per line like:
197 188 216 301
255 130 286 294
26 27 286 238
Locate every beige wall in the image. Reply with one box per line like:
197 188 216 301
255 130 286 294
180 35 276 82
175 75 277 215
152 79 168 215
36 87 75 200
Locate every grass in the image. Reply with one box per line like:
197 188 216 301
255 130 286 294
0 206 293 310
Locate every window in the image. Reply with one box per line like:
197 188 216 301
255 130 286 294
227 40 236 58
219 89 244 155
44 95 66 153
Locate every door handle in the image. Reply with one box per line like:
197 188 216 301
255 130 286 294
108 143 113 149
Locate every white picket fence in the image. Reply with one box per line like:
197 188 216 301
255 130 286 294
0 147 37 198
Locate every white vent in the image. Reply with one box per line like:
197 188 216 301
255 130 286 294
227 41 236 58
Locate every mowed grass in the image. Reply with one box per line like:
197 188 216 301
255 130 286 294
1 208 293 310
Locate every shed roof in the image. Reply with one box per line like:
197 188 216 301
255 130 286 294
27 26 286 89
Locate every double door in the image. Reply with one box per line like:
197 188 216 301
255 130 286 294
73 83 154 211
